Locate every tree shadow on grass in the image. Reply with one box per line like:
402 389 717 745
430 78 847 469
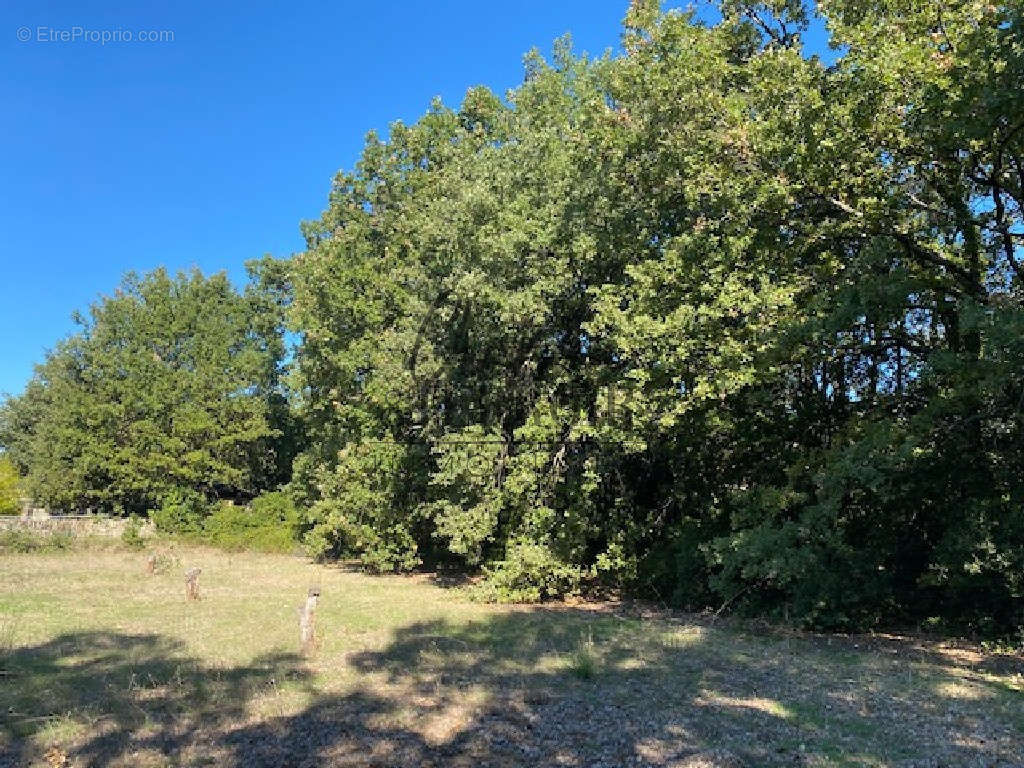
0 631 308 768
1 613 1022 767
222 609 1024 767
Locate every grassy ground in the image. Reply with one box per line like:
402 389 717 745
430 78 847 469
0 545 1021 767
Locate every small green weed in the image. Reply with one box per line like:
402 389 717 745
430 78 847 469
568 629 599 680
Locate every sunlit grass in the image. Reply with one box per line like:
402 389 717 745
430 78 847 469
1 545 1021 767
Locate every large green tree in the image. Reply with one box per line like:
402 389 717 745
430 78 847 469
288 0 1023 633
0 455 20 515
0 263 294 514
6 0 1017 634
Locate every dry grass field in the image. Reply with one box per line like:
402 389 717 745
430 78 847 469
1 544 1022 767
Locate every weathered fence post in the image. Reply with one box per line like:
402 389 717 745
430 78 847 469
185 567 202 600
299 585 320 655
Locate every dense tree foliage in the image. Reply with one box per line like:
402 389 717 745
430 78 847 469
289 0 1024 633
0 264 295 514
0 456 20 515
2 0 1021 634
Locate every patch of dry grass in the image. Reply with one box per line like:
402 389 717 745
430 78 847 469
0 546 1021 767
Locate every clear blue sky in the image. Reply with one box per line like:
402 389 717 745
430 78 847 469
0 1 829 397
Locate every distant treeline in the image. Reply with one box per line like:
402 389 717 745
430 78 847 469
3 1 1023 635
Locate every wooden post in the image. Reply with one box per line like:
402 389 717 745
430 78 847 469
185 568 202 601
299 585 320 655
145 555 157 575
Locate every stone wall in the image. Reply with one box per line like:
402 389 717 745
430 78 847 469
0 514 154 537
